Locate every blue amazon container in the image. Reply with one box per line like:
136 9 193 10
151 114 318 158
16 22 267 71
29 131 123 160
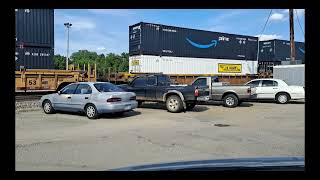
129 22 259 61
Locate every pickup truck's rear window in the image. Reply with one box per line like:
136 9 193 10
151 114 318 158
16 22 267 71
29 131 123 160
158 75 171 86
131 77 147 87
193 78 207 86
94 83 124 92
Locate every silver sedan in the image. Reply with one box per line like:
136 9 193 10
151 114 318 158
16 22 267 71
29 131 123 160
40 82 138 119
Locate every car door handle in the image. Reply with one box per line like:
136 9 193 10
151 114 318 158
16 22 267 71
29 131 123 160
67 96 71 99
273 88 278 89
85 97 89 99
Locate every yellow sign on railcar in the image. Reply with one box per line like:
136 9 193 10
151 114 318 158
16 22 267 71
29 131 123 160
218 63 242 73
131 59 140 66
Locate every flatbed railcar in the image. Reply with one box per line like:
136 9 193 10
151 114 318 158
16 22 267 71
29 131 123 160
15 64 97 93
104 72 272 85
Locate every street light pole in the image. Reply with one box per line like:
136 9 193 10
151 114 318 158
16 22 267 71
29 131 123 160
64 22 72 70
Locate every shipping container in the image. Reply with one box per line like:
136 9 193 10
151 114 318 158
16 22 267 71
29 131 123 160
258 39 305 62
129 22 258 60
273 64 305 86
15 9 54 48
15 46 54 70
129 55 258 75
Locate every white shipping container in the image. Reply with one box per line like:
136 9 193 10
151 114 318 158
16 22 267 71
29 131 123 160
129 55 258 75
273 64 305 87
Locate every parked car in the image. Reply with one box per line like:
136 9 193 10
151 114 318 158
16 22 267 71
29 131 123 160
40 82 138 119
118 74 210 113
244 78 305 104
190 76 252 108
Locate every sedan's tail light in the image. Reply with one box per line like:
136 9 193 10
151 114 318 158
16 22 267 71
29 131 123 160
107 97 122 102
130 96 136 100
195 89 199 97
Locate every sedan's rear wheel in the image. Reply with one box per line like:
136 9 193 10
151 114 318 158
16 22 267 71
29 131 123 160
276 93 289 104
85 104 99 119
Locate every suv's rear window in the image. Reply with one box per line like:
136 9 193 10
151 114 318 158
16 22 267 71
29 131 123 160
94 83 124 92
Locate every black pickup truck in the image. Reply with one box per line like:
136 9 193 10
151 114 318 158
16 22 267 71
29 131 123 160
118 74 209 113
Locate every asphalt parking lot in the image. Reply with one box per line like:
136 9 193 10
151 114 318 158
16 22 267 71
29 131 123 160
15 101 305 171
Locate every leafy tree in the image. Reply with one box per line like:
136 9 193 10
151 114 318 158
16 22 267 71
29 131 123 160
64 50 130 79
53 54 66 70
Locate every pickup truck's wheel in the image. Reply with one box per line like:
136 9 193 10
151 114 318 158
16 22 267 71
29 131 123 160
276 93 289 104
42 100 55 114
186 103 196 110
85 104 99 119
166 95 183 113
223 94 238 108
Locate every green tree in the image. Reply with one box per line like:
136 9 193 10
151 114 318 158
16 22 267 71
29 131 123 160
53 54 66 70
119 52 129 72
67 50 130 79
70 50 98 68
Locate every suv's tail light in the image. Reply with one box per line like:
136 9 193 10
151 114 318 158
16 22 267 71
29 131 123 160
195 89 199 97
107 97 122 102
130 96 136 100
247 88 251 94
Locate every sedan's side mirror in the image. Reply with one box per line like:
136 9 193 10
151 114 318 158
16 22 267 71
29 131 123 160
57 91 61 95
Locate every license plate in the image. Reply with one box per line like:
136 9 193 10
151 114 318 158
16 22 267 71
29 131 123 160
124 105 131 110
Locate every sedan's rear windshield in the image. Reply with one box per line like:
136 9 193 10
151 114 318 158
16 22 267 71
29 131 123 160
94 83 124 92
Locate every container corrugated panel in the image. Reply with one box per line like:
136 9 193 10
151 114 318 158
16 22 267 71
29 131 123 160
129 55 257 75
258 40 276 61
258 40 305 62
273 64 305 86
129 22 258 60
15 9 54 48
15 47 54 70
274 40 305 61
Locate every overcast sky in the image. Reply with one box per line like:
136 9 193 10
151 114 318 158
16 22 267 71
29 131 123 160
54 9 305 56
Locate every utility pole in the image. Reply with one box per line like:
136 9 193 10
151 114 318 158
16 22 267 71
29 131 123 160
64 22 72 70
289 9 296 64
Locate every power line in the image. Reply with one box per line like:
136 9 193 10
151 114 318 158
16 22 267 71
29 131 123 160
258 9 273 39
294 9 305 38
257 9 273 60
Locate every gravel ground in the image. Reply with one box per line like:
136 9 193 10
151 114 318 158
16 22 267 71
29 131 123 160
16 101 41 112
15 101 304 171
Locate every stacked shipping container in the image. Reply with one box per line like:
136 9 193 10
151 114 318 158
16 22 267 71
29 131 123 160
15 9 54 70
258 39 305 73
129 22 258 75
258 39 305 62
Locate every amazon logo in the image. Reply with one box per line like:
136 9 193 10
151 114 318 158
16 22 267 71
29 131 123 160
186 37 218 49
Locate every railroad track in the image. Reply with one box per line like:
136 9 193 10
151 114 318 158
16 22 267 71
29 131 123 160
15 95 43 102
15 91 53 102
